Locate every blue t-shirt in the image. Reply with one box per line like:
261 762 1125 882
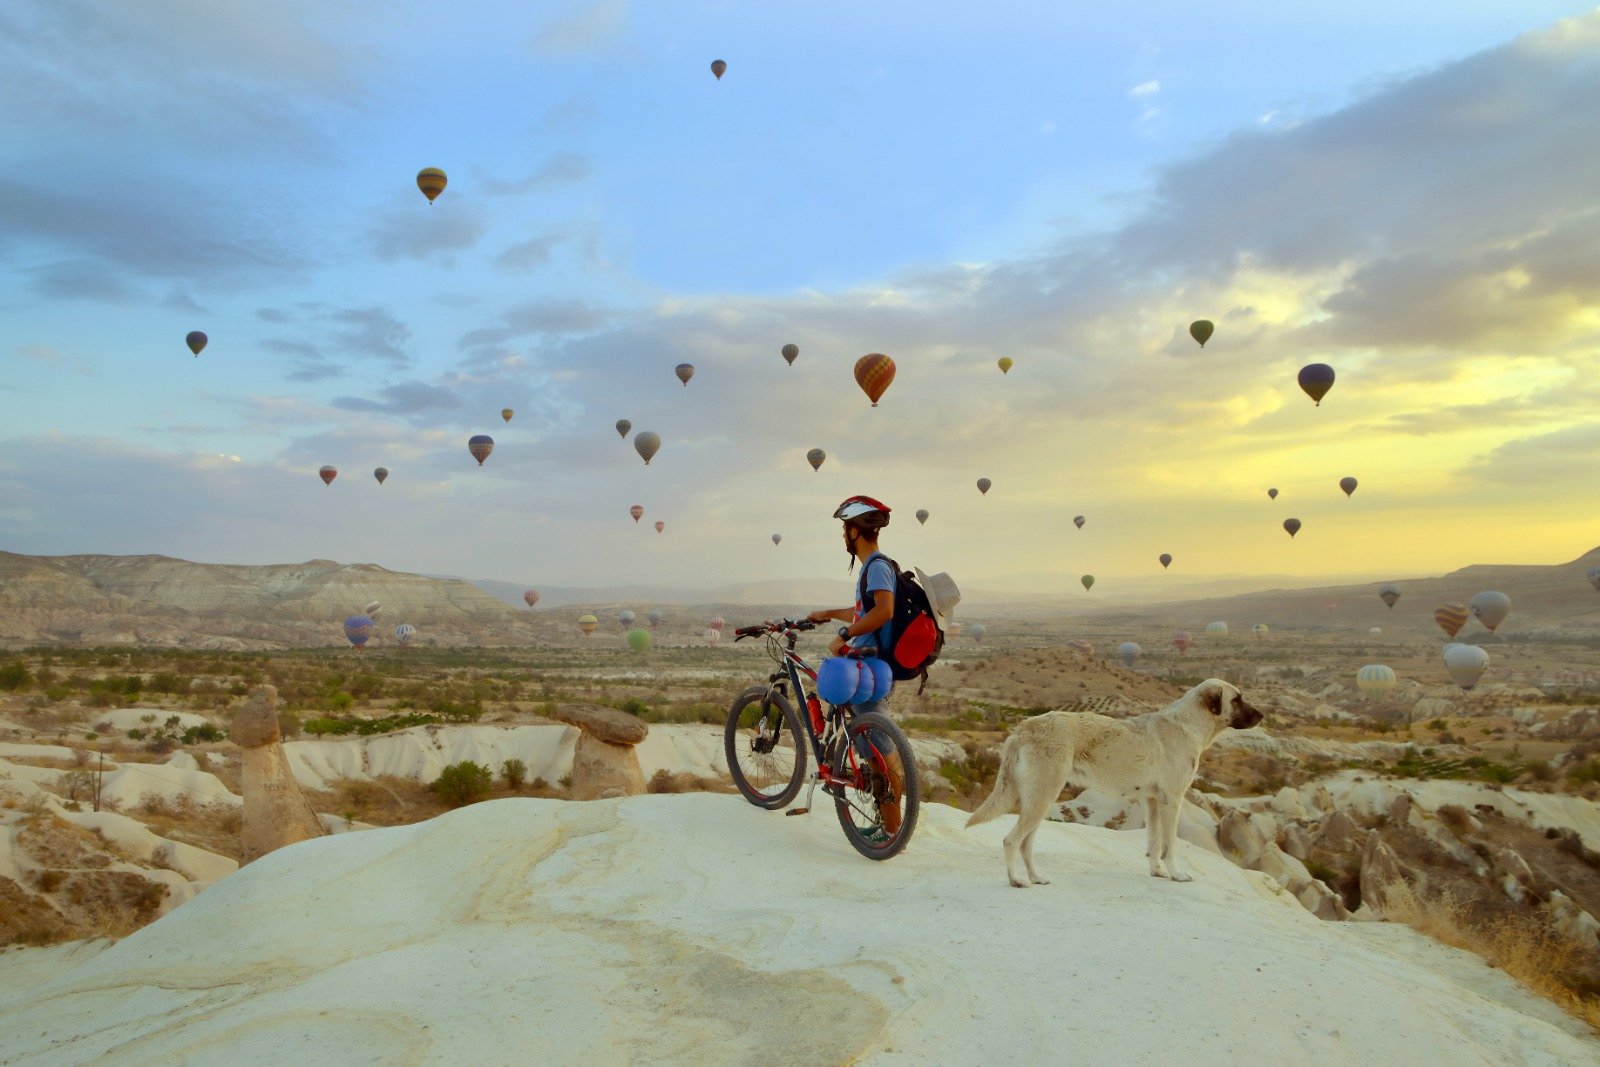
853 554 896 654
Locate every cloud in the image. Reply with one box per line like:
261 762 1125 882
1461 423 1600 487
366 205 487 263
1129 80 1160 96
332 381 461 415
529 0 628 55
478 154 591 197
457 299 622 353
26 259 142 303
262 305 414 380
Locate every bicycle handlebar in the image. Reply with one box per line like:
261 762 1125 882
732 617 819 640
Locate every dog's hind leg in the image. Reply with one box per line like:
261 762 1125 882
1004 753 1073 888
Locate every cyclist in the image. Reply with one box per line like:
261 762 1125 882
808 495 904 838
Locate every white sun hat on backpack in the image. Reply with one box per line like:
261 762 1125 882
914 568 960 626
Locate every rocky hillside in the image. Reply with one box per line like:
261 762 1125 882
1120 546 1600 635
0 553 519 649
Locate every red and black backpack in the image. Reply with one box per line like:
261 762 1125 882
856 553 945 690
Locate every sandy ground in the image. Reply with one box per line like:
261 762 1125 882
0 794 1594 1066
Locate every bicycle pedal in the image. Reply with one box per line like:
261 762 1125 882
785 807 809 816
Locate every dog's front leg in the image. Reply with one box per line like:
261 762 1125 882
1144 796 1169 878
1159 797 1192 882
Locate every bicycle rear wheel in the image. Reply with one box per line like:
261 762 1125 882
833 711 919 860
724 685 807 809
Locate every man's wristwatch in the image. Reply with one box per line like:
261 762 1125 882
838 626 851 640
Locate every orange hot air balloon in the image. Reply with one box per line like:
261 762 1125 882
319 465 337 486
654 521 664 534
629 505 644 523
854 353 895 407
416 167 447 203
523 590 540 607
1434 604 1470 639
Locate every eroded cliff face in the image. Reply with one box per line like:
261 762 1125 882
0 552 519 648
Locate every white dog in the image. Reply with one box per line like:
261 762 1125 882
966 679 1263 887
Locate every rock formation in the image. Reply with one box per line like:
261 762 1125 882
549 704 648 801
233 686 326 863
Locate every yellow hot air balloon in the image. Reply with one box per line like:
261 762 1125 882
578 614 599 636
501 408 514 423
1434 604 1470 639
997 357 1013 375
416 167 447 203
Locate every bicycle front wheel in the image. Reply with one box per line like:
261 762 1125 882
724 685 807 809
834 711 920 860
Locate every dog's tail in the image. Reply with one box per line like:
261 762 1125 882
965 737 1020 829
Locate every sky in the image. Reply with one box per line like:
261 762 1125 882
2 1 1598 595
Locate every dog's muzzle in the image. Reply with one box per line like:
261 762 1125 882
1232 703 1264 729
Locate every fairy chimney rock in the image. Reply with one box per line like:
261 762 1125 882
551 704 649 800
233 685 326 863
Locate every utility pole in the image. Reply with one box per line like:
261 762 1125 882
94 753 103 813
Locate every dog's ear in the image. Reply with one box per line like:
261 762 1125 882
1199 681 1224 716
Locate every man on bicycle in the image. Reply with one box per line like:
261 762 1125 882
808 495 904 837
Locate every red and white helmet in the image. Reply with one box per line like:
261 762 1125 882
833 494 891 528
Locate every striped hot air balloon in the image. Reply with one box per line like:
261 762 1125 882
1172 631 1191 654
343 615 376 649
468 435 494 465
1434 604 1470 639
1356 664 1396 697
394 623 417 648
416 167 447 202
1252 623 1269 637
523 590 540 608
577 614 598 635
1205 621 1228 636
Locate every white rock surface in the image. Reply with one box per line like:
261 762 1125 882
2 796 1592 1065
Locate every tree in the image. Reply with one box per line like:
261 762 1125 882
432 761 494 807
501 758 527 790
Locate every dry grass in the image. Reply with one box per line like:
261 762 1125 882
1381 882 1600 1032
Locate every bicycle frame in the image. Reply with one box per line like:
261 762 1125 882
756 625 876 791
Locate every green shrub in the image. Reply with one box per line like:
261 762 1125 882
433 761 494 807
501 758 527 790
0 661 32 691
180 723 225 745
278 709 301 739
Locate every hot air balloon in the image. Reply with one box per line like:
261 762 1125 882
501 408 514 423
1339 477 1358 497
1283 518 1302 538
1158 554 1172 570
1065 639 1092 656
1444 644 1489 690
468 435 494 465
374 467 388 485
185 331 207 356
1469 591 1511 633
1378 583 1401 609
1080 575 1095 591
1073 515 1085 530
1172 631 1191 654
395 623 417 648
627 627 652 652
654 521 664 534
1189 320 1214 347
1118 641 1141 667
1368 627 1383 635
578 614 598 636
1267 488 1278 500
708 616 725 632
977 478 992 495
771 533 782 545
997 357 1013 375
343 615 376 649
854 353 895 407
1252 623 1269 637
633 431 661 465
710 59 727 80
946 622 963 638
674 363 694 386
705 629 721 646
970 623 987 644
1356 664 1396 696
807 448 826 472
630 505 644 523
1206 621 1228 636
319 465 337 486
416 167 447 203
647 608 663 628
615 419 632 438
1298 363 1336 406
619 610 635 627
364 600 381 618
523 590 540 608
781 343 798 365
1588 567 1600 592
916 509 929 525
1434 604 1469 639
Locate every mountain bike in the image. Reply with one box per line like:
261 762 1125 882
724 618 919 859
